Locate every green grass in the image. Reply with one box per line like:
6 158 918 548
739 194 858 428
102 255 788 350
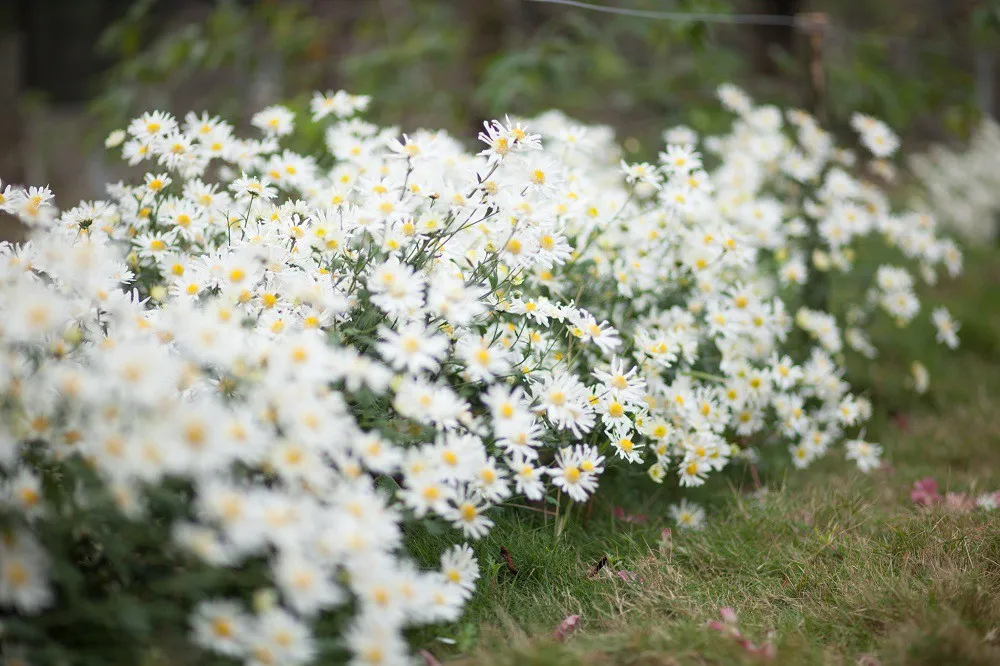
407 248 1000 665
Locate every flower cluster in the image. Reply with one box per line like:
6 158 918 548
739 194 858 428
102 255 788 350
701 86 961 391
909 118 1000 244
0 84 960 664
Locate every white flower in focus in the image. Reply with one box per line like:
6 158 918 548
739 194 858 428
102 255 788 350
457 335 511 383
442 490 494 540
549 446 600 502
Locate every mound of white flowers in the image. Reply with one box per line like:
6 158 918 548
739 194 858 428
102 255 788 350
0 85 961 665
910 117 1000 244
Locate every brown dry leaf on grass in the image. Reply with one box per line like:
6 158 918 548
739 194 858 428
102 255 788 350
586 556 608 579
499 546 518 574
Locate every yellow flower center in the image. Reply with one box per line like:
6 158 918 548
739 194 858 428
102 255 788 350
212 617 233 638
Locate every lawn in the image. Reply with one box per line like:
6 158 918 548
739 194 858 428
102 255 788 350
407 247 1000 666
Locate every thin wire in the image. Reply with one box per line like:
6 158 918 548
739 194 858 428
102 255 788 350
526 0 969 57
525 0 800 26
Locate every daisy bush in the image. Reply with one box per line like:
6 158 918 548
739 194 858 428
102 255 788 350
909 117 1000 244
0 84 962 664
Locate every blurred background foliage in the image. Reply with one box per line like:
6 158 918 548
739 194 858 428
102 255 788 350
87 0 999 145
3 0 1000 198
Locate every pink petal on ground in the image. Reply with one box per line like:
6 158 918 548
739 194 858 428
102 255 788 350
707 620 742 639
612 506 649 524
740 639 777 660
720 606 738 624
419 649 442 666
553 614 581 641
910 477 941 506
944 491 975 513
658 527 673 556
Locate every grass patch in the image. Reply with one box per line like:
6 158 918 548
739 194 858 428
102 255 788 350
409 248 1000 664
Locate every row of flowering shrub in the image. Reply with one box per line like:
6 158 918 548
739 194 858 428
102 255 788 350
909 118 1000 244
0 85 960 664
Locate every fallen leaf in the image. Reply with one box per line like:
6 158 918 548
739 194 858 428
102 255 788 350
499 546 518 574
586 556 608 578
